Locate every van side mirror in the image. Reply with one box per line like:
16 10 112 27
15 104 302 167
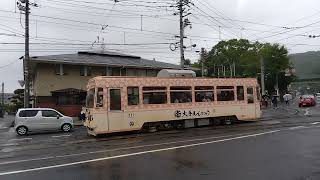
57 115 60 119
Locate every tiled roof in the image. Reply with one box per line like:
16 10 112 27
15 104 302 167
30 51 182 70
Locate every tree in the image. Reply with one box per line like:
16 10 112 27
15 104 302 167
202 39 292 94
184 59 191 66
10 89 24 112
205 39 256 77
260 43 291 94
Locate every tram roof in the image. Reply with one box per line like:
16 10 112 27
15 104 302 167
92 76 258 81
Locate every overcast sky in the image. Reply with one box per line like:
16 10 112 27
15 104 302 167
1 0 320 92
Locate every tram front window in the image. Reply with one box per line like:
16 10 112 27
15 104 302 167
86 88 95 108
96 88 104 108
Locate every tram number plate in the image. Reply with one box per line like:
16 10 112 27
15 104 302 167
174 110 210 118
128 113 134 118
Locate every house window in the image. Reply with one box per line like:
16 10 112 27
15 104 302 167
55 64 65 75
80 66 92 76
111 67 121 76
147 69 157 77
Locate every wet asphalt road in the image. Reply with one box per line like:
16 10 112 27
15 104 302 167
0 114 320 180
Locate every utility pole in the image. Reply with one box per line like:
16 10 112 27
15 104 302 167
17 0 30 108
179 0 185 69
1 83 4 107
260 56 265 96
24 0 30 108
17 0 37 108
275 73 279 96
175 0 192 69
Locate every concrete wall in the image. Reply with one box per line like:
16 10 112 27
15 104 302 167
33 63 159 96
34 64 94 96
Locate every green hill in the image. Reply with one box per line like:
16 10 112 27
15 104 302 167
289 51 320 80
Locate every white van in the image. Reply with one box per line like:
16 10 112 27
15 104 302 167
14 108 74 136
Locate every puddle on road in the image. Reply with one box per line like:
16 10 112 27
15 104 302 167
261 120 281 125
1 147 21 153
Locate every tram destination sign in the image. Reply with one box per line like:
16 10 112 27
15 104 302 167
174 110 210 118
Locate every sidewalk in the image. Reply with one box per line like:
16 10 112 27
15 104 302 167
261 101 320 120
0 115 14 128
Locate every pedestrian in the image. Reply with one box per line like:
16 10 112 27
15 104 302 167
272 95 278 108
79 108 86 121
283 93 290 105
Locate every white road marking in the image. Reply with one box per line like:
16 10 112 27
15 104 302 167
51 134 71 138
0 143 18 147
0 127 8 129
0 130 280 176
311 122 320 125
8 138 32 142
288 126 305 130
0 132 262 165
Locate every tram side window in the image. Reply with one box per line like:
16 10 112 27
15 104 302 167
170 86 192 103
237 86 244 101
128 87 139 105
96 88 104 108
195 86 214 102
247 87 254 104
143 87 167 104
217 86 235 101
86 88 95 108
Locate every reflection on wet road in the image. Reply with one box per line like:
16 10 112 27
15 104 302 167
0 116 320 180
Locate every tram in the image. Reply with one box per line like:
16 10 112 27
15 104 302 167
84 75 261 136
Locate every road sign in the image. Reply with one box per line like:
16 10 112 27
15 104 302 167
18 80 25 87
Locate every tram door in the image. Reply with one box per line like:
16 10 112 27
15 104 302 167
108 88 124 132
247 87 256 118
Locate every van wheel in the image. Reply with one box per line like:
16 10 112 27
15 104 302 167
62 124 72 132
16 126 28 136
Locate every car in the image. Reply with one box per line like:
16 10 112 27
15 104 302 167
316 93 320 102
14 108 74 136
299 95 316 107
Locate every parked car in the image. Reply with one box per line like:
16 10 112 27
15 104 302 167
299 95 316 107
14 108 74 136
316 93 320 102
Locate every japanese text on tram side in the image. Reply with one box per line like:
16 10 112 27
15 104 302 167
174 110 210 118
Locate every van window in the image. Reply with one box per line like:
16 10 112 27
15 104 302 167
19 110 39 117
96 88 104 108
42 110 61 117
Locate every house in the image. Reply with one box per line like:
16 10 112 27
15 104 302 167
29 51 182 117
